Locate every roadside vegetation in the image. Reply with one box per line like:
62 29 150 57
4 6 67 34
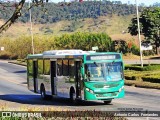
0 32 140 59
0 104 127 119
125 64 160 89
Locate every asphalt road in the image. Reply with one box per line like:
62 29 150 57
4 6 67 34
0 60 160 119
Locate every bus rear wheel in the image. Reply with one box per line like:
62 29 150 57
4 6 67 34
40 86 52 100
40 86 47 100
70 90 77 104
103 100 112 104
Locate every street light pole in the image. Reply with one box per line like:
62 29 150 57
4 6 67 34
135 0 143 67
29 1 35 54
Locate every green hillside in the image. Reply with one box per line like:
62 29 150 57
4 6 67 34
0 1 144 41
0 14 135 38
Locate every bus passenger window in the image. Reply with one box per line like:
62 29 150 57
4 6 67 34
63 60 69 76
28 60 33 76
57 59 62 76
38 60 43 79
68 60 75 82
44 59 50 75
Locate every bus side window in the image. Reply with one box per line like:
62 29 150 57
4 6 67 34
28 59 33 77
69 60 75 82
44 59 50 75
38 60 43 79
57 59 62 76
63 60 69 76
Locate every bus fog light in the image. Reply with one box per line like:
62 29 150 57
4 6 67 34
89 89 94 94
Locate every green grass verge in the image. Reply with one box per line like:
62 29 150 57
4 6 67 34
125 64 160 71
8 61 27 66
125 64 160 84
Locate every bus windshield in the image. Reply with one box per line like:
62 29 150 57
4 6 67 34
85 62 123 81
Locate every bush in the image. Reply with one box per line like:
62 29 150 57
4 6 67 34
125 65 142 71
125 67 160 83
131 44 140 55
142 76 160 83
0 32 113 59
0 51 18 59
125 76 136 80
125 64 160 71
142 65 160 71
0 52 11 59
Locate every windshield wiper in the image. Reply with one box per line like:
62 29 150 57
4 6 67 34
94 61 98 66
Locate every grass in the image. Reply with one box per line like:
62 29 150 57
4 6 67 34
125 80 160 89
125 64 160 71
8 60 27 66
0 14 136 40
125 64 160 89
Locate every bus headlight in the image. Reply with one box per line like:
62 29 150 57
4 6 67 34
86 88 89 91
86 88 94 94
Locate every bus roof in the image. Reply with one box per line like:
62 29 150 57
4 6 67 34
27 50 121 59
43 50 89 55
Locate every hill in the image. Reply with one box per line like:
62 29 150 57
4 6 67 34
0 1 143 24
0 1 145 44
0 14 140 43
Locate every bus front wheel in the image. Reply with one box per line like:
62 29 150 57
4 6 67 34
103 100 112 104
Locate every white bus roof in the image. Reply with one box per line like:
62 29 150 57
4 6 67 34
27 50 122 60
43 50 90 55
27 50 96 59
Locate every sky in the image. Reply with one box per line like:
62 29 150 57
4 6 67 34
52 0 159 6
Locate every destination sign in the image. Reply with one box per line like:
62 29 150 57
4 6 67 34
86 54 120 60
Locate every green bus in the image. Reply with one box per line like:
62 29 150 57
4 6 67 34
27 50 124 104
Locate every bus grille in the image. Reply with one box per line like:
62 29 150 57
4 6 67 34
96 92 117 97
94 84 119 88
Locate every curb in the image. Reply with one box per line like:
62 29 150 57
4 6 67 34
8 61 27 66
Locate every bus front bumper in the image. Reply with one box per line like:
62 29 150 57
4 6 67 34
84 87 125 101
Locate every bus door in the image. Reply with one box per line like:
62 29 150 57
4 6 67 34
33 60 38 93
75 60 82 98
50 60 57 95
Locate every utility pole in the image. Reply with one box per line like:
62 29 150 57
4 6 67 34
158 29 160 55
135 0 143 67
29 1 35 54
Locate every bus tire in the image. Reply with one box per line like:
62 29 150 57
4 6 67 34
70 89 77 104
40 85 47 100
103 100 112 104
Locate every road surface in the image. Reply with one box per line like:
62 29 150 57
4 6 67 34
124 59 160 65
0 60 160 119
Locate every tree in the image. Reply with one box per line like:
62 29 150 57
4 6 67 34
0 0 143 33
128 7 160 54
0 0 49 34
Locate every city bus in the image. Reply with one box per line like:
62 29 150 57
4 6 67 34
27 50 125 104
